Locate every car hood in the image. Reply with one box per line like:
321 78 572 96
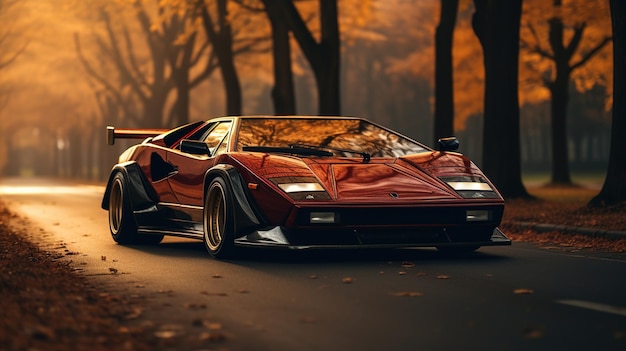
232 151 498 202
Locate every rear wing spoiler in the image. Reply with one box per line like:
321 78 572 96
106 126 168 145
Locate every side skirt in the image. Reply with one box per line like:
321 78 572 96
137 226 203 241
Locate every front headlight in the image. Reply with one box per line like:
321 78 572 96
270 176 331 200
440 176 499 199
278 182 324 193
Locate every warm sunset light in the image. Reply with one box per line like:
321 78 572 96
0 0 615 187
1 1 625 350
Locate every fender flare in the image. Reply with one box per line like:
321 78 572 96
204 164 263 237
101 161 157 212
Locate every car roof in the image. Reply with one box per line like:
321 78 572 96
207 115 364 122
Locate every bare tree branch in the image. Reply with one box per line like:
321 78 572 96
73 32 138 124
99 7 149 103
121 25 149 89
571 35 613 71
524 22 554 59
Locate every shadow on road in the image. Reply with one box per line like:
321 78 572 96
123 238 512 265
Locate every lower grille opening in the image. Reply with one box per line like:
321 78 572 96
282 226 495 246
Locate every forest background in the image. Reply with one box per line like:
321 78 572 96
0 0 620 203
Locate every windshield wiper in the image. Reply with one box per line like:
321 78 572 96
242 145 334 157
290 143 371 163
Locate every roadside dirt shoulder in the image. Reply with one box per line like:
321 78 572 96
0 202 159 351
501 185 626 252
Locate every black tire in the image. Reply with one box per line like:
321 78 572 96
436 245 480 256
203 177 236 258
108 172 163 245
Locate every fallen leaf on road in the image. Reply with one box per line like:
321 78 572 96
205 322 223 330
154 324 183 339
184 303 207 310
200 331 227 341
154 330 177 339
28 325 55 341
299 316 317 324
613 331 626 339
514 288 535 294
342 277 353 284
523 325 543 339
212 274 223 278
436 275 449 279
391 291 423 297
401 261 415 269
124 307 143 320
398 271 407 275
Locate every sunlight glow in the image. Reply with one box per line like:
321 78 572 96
0 185 105 195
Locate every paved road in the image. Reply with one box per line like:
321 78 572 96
1 177 625 351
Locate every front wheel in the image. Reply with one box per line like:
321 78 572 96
203 177 236 258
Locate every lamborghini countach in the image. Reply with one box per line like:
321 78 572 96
102 116 510 258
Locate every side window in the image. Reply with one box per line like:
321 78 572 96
205 122 232 155
187 122 216 141
174 122 215 150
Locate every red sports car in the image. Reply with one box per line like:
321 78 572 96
102 116 510 258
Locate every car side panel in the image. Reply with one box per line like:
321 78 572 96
166 151 213 207
138 146 178 203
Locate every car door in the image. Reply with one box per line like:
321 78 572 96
165 120 233 222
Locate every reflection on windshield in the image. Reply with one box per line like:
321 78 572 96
236 118 427 158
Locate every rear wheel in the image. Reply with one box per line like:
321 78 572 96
108 172 163 245
203 177 236 258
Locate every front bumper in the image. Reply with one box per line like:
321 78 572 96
234 227 511 250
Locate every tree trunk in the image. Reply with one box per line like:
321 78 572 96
590 0 626 206
168 31 196 127
168 37 192 127
217 0 241 116
548 68 572 184
434 0 459 145
278 0 340 116
472 0 530 199
199 0 242 116
171 71 190 127
143 90 168 126
318 0 340 116
546 17 575 184
68 129 82 178
220 51 242 116
264 0 296 115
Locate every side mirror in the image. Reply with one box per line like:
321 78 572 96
437 136 459 152
180 140 211 156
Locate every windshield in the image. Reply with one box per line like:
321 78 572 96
236 118 428 158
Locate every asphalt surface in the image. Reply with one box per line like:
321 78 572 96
1 177 626 351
